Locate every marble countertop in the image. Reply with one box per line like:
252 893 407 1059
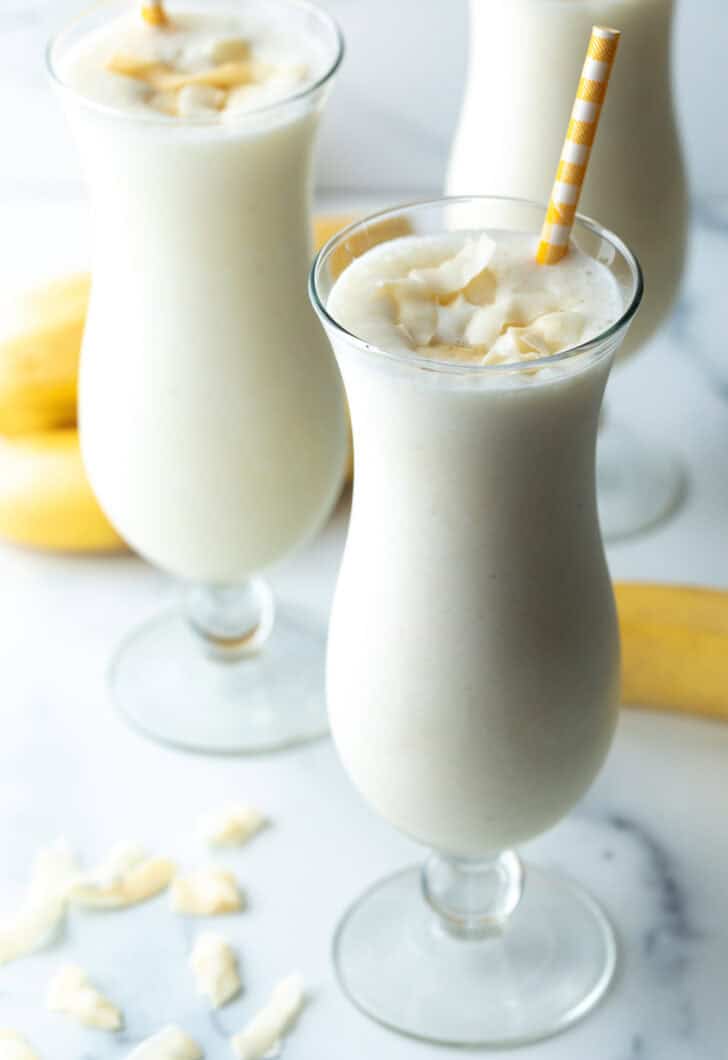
0 196 727 1059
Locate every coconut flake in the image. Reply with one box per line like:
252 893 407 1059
198 805 267 848
0 839 78 965
231 975 305 1060
171 868 244 916
69 843 174 909
47 964 122 1030
189 932 241 1008
0 1028 41 1060
125 1026 202 1060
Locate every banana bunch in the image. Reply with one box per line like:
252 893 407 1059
0 273 123 553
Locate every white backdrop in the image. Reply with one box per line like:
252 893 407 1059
0 0 725 199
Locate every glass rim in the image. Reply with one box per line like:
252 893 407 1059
309 195 644 377
45 0 345 128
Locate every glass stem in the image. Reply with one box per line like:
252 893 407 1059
421 850 524 939
185 579 275 661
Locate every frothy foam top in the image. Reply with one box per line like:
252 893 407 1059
327 231 623 367
58 7 328 120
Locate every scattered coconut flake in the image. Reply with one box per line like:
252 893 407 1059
125 1025 202 1060
224 64 308 115
485 328 536 363
231 975 305 1060
157 60 267 93
0 839 79 965
189 932 241 1008
523 310 586 353
434 296 481 346
171 868 244 916
177 83 226 117
69 843 174 909
47 964 122 1031
382 235 500 351
393 296 437 347
210 37 251 65
107 53 170 81
463 301 511 348
0 1028 41 1060
394 234 496 299
230 974 305 1060
462 266 497 306
199 805 267 848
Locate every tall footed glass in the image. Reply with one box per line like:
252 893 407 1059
48 0 347 753
310 198 643 1046
447 0 686 538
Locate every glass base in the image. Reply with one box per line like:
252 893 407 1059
109 603 327 754
597 415 685 540
333 863 617 1048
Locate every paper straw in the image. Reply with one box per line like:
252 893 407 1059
140 1 168 27
536 26 621 266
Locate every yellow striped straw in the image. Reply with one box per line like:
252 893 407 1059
536 26 621 265
140 0 168 27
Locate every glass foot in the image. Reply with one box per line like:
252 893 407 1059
333 863 616 1048
109 597 327 754
597 415 685 540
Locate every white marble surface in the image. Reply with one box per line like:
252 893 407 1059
0 192 727 1058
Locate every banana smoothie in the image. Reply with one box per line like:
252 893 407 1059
322 221 629 856
51 0 346 583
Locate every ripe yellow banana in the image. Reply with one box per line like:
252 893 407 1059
0 272 120 552
0 273 89 435
616 582 728 721
0 217 360 557
0 218 353 440
314 214 354 252
0 429 123 553
313 212 413 281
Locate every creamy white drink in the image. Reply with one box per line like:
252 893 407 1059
53 1 347 583
324 225 625 857
49 1 345 755
447 0 685 357
313 201 642 1051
